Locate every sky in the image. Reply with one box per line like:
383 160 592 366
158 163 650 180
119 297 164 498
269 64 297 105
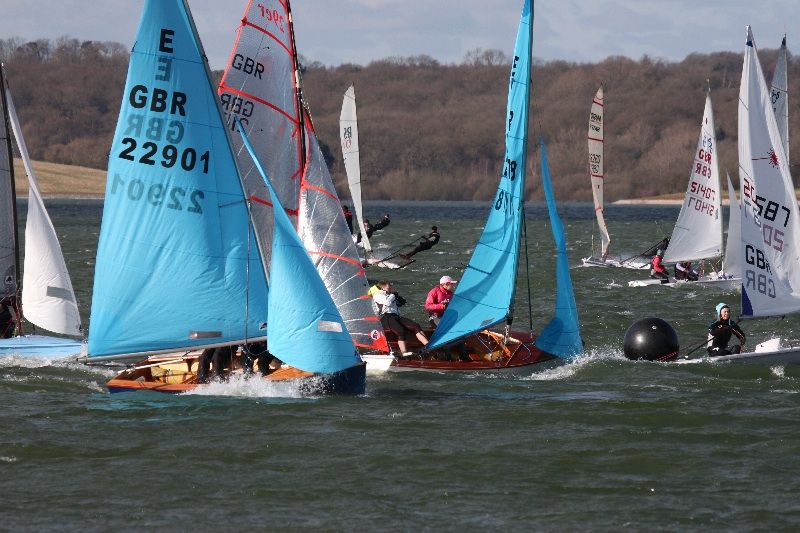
0 1 796 69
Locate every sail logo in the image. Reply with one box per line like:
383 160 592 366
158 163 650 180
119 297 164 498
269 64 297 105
753 148 779 169
342 126 353 148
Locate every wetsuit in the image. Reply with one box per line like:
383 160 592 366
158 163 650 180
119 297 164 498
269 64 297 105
0 303 14 339
707 319 746 356
342 207 354 234
197 345 235 383
404 229 440 259
366 215 390 238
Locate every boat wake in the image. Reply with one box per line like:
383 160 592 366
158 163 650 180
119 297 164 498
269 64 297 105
183 373 316 399
522 348 627 381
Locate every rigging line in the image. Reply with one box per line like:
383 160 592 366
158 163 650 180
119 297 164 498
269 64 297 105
523 204 533 332
244 198 251 346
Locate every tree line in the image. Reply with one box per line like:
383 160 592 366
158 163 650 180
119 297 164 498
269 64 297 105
1 37 796 201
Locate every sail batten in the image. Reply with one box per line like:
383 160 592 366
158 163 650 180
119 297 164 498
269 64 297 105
739 27 800 318
428 0 532 350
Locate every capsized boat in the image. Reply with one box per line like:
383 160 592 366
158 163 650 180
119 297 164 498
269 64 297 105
366 0 583 372
628 91 739 289
82 0 363 393
677 27 800 365
0 64 83 359
580 86 667 269
217 0 389 355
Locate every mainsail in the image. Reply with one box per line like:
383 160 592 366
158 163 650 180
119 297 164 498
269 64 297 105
240 125 360 374
722 173 742 277
0 66 19 310
5 76 81 336
588 86 610 257
218 0 387 353
663 93 722 263
340 84 371 252
770 35 789 167
534 141 583 358
88 0 269 358
739 26 800 318
428 0 532 349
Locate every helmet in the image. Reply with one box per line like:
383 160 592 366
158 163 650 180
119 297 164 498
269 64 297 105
656 249 664 257
715 302 729 316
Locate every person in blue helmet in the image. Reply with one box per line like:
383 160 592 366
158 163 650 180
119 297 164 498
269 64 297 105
707 303 746 356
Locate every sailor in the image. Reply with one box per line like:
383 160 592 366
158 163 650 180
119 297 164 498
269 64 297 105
197 345 235 383
0 296 17 339
707 302 746 356
649 249 669 282
357 214 390 243
372 280 428 356
425 275 457 327
341 204 354 234
674 261 699 281
401 226 440 260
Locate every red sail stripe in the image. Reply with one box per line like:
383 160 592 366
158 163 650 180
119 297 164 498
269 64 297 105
301 182 339 202
307 250 364 271
590 174 604 178
592 99 604 106
587 137 603 142
248 194 298 216
219 83 298 126
242 18 293 57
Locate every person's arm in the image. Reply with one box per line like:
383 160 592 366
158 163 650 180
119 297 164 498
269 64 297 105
731 324 746 346
425 290 445 313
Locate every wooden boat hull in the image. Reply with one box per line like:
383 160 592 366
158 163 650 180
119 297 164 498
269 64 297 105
105 354 366 395
0 335 84 359
372 329 559 373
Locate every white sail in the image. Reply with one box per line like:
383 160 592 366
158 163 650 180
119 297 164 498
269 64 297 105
663 93 722 263
770 35 789 167
739 26 800 318
5 87 81 336
588 86 610 256
723 173 742 277
340 85 371 252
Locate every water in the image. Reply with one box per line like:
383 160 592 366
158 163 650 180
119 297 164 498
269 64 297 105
3 200 800 530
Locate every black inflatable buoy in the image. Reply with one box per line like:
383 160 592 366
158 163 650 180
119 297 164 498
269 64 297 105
623 317 679 361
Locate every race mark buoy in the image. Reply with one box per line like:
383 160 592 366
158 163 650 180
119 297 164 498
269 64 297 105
622 317 679 362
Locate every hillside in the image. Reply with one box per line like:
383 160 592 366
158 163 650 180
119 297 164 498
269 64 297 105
1 37 797 201
11 158 106 197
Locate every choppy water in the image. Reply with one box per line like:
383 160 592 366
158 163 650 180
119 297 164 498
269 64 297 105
3 200 800 531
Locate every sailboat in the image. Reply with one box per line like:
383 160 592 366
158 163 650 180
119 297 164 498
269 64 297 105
217 0 389 355
340 85 410 270
628 92 739 288
581 86 666 269
677 27 800 365
82 0 364 393
0 65 83 359
370 0 582 372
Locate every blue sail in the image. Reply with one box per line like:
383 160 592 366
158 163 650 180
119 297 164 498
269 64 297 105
534 141 583 358
88 0 269 358
238 125 360 374
428 0 532 349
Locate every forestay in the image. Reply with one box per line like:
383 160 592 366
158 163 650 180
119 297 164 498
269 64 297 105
723 173 742 277
0 67 18 306
240 125 360 374
663 93 722 263
6 83 81 336
428 0 532 349
88 0 269 358
534 141 583 358
340 85 371 252
588 86 610 257
770 35 789 167
739 27 800 318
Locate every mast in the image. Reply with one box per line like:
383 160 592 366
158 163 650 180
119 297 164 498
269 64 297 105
286 0 308 214
0 64 22 334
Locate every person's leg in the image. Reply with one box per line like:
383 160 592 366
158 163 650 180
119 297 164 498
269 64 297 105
198 348 214 383
730 345 741 354
415 331 428 345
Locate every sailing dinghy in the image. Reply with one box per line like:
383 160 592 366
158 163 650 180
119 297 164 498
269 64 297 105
581 86 666 269
218 0 389 356
677 27 800 365
340 84 411 270
770 35 789 171
628 92 739 289
83 0 363 393
0 65 83 359
363 0 583 373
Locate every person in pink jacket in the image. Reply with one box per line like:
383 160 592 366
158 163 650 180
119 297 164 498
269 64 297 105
425 275 457 327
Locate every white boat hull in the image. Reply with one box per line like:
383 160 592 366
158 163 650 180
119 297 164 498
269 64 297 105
581 256 649 269
675 347 800 365
628 275 740 289
0 334 85 359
